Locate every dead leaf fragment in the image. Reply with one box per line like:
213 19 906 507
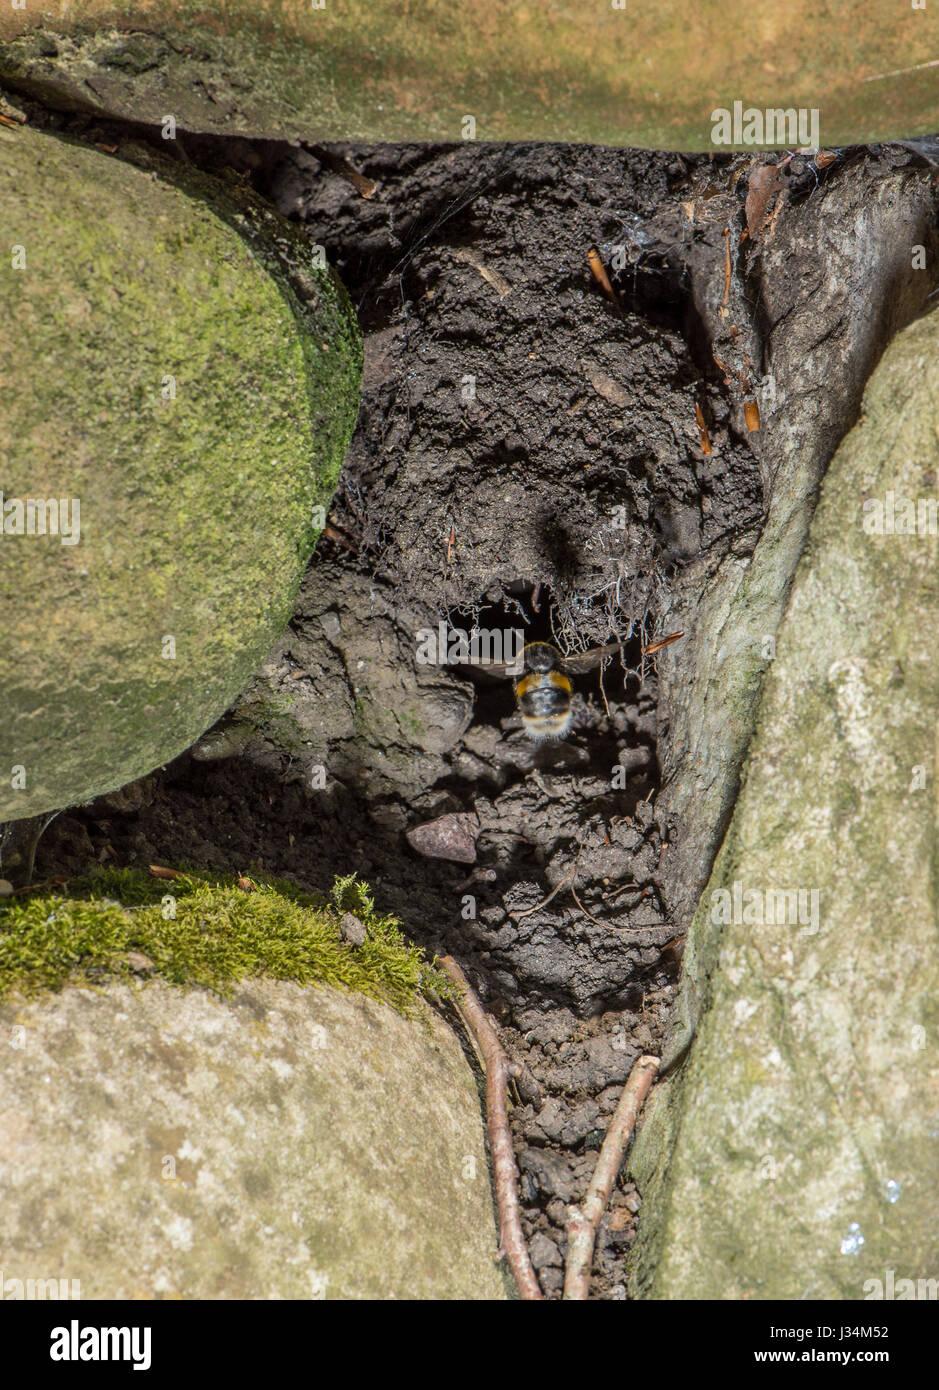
694 400 712 455
745 162 784 242
583 362 628 407
452 248 512 297
587 246 619 305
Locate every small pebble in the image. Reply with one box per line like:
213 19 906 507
529 1231 562 1270
339 912 367 946
405 812 480 864
121 951 156 975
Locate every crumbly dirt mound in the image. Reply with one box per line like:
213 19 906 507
263 140 765 644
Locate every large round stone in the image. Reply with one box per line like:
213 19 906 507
0 978 508 1299
0 123 361 819
1 4 937 149
630 300 939 1299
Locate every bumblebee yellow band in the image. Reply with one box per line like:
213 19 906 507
517 672 572 697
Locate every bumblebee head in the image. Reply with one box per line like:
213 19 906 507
523 641 559 674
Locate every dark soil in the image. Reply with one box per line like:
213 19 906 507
17 111 937 1298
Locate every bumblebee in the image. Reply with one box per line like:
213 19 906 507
482 633 682 741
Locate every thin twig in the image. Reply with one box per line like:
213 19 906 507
302 142 377 198
509 865 576 920
570 884 607 928
510 839 614 929
12 874 68 896
438 956 543 1301
452 997 486 1078
601 879 643 902
598 658 611 718
563 1054 660 1300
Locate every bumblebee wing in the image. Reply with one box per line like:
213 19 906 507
559 641 629 675
466 658 525 680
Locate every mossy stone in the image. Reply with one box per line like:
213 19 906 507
0 123 361 820
0 875 506 1298
630 301 939 1299
2 3 938 149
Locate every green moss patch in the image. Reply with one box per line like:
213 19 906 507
0 123 362 820
0 869 450 1014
